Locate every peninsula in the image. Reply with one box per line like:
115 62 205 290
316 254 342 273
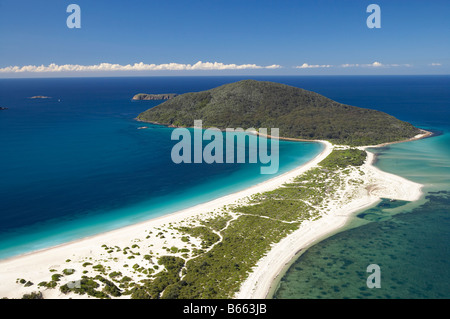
0 80 430 299
132 93 178 101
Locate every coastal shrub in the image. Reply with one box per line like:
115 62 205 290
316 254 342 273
233 199 309 222
161 282 184 299
177 227 220 249
319 149 367 169
200 214 233 231
92 264 105 272
21 292 43 299
175 216 298 298
63 269 75 276
128 256 185 299
40 281 57 289
130 287 153 299
158 256 185 272
109 271 122 279
59 276 110 299
95 275 122 297
121 276 132 283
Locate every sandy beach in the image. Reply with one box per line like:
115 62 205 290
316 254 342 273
0 133 427 299
234 131 430 299
235 147 424 299
0 140 332 299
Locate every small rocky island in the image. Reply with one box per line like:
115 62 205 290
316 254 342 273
0 107 8 110
132 93 178 101
29 96 51 99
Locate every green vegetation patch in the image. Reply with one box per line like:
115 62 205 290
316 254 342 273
200 214 233 232
319 149 367 169
165 216 298 299
59 276 110 299
234 199 311 222
129 256 185 299
177 226 220 249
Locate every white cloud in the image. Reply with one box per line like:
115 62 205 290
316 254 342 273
295 63 332 69
295 61 409 69
370 61 383 67
265 64 283 69
0 61 282 73
340 61 411 68
430 63 442 66
341 62 382 67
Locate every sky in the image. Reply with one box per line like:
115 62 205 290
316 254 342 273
0 0 449 77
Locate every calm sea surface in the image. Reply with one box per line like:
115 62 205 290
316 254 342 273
0 76 324 259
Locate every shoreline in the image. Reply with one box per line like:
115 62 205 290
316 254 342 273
0 131 430 299
0 140 332 299
235 132 429 299
0 139 327 264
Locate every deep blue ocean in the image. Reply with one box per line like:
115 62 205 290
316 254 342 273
0 75 449 299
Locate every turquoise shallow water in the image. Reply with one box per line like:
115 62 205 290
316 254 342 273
273 78 450 299
0 136 322 260
273 192 450 299
0 76 323 260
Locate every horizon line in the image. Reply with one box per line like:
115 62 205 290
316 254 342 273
1 73 449 80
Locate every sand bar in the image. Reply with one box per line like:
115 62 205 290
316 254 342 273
0 132 428 299
235 140 426 299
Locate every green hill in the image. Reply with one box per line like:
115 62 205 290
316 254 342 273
136 80 421 146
